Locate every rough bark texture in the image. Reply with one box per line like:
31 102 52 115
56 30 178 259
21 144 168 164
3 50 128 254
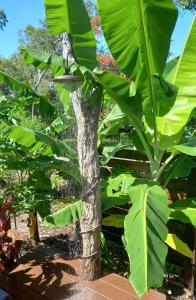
71 89 102 280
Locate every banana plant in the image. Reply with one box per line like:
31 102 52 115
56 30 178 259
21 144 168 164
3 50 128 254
0 71 55 116
94 0 196 296
0 68 80 245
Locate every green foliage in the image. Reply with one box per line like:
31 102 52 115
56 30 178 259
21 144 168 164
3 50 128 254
21 48 66 77
43 200 83 227
18 21 61 54
102 214 124 228
164 155 196 182
97 0 177 82
169 198 196 226
44 0 97 69
98 104 126 144
0 21 63 101
157 18 196 150
175 0 196 11
0 10 82 238
9 125 76 159
124 184 169 296
172 136 196 156
0 54 35 87
101 172 134 211
101 143 130 165
0 0 194 296
100 232 114 268
95 1 196 295
0 9 7 30
165 233 193 258
0 71 55 117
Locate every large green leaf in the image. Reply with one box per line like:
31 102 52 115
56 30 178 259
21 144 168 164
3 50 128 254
101 143 130 165
97 0 177 120
157 17 196 150
94 71 142 130
94 70 153 162
101 105 125 124
172 137 196 156
165 233 193 258
98 105 126 143
9 125 76 159
0 71 55 116
101 173 135 212
0 157 64 171
0 71 24 95
21 48 66 77
163 57 179 80
164 155 196 181
169 198 196 227
97 0 177 79
43 200 83 227
124 184 169 296
44 0 97 69
102 214 125 228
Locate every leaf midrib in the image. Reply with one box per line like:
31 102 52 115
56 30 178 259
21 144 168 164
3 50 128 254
143 185 149 290
138 0 158 153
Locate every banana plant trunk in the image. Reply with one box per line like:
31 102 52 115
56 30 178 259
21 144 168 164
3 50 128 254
71 89 102 280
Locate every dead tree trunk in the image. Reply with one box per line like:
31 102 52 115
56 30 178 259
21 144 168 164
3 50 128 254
71 89 102 280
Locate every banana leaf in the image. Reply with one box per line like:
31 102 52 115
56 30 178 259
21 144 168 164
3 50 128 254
43 200 83 227
157 17 196 150
21 48 66 77
44 0 97 69
0 71 55 116
124 184 169 296
9 125 76 159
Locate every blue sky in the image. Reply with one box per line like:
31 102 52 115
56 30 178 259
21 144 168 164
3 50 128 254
0 0 195 58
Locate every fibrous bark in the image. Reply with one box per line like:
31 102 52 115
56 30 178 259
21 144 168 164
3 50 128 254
71 89 102 280
61 32 102 279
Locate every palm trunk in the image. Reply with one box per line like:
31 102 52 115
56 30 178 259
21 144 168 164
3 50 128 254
71 89 102 280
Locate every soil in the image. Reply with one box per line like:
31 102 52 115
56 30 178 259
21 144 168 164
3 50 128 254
10 212 195 300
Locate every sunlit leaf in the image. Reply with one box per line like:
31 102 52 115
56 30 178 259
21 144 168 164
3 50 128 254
165 233 193 258
44 0 97 69
43 200 83 227
169 198 196 227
